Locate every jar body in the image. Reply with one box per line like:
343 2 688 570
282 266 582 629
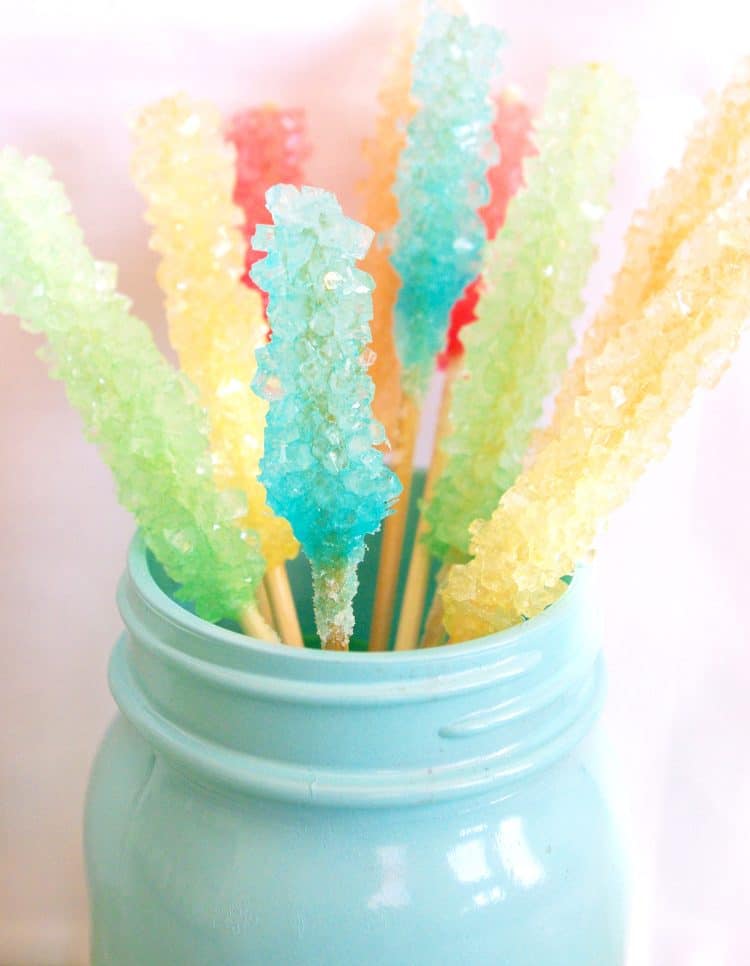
86 716 624 965
85 533 626 965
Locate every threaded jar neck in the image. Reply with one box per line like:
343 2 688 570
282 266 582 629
110 533 604 807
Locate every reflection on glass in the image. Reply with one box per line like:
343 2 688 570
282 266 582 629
447 838 492 884
473 885 506 908
367 845 411 910
495 816 545 889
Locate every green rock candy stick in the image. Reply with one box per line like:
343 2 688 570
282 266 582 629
424 64 636 563
0 149 264 622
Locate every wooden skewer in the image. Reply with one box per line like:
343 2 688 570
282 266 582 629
240 602 281 642
419 565 449 648
368 395 420 651
393 535 431 649
324 625 349 652
394 360 458 649
257 579 275 628
265 563 304 647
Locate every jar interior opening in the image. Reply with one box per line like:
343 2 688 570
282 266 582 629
146 472 576 651
147 471 433 650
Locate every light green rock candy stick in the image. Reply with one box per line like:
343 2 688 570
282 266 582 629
424 64 636 564
0 149 268 627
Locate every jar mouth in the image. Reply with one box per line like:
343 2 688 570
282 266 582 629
126 529 582 668
114 533 601 805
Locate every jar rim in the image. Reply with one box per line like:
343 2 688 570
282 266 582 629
112 533 601 805
127 530 582 667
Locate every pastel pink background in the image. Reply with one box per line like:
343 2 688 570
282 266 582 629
1 1 749 963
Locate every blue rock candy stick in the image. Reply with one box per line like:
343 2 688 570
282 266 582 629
252 185 402 649
392 4 505 399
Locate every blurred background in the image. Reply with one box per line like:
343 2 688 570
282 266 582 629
1 0 749 963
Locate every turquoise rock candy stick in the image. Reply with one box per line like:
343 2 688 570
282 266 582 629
0 149 264 622
392 4 504 399
424 64 636 563
252 184 401 649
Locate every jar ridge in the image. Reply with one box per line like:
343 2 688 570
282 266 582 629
111 533 604 806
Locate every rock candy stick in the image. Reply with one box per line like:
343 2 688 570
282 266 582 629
131 95 298 578
392 3 504 399
439 89 536 368
394 90 535 649
424 65 636 565
0 149 265 624
369 3 503 651
359 0 419 455
251 185 402 650
539 59 750 453
226 105 311 307
441 164 750 642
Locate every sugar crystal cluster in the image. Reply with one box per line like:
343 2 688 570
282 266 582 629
537 59 750 453
439 90 536 367
4 23 749 652
392 4 504 399
252 185 402 648
226 104 310 306
359 0 419 452
425 65 635 563
0 149 263 620
131 94 298 569
441 66 750 641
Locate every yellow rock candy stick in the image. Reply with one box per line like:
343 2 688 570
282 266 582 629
442 71 750 641
538 59 750 453
132 94 298 570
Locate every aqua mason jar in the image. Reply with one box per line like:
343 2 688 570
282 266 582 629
85 517 627 965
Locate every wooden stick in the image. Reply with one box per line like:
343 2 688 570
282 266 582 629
393 535 431 649
420 595 448 648
240 602 281 642
257 579 275 628
368 395 419 651
394 360 458 649
419 566 449 648
265 564 304 647
324 626 349 652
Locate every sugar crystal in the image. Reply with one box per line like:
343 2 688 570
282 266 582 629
131 94 298 569
358 2 420 453
392 4 504 399
252 185 401 648
0 149 263 621
225 104 310 308
537 58 750 455
441 65 750 640
425 65 635 564
439 90 536 367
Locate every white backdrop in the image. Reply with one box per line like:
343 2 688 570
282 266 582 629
1 1 749 963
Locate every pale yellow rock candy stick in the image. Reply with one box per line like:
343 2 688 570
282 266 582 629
132 95 301 642
537 59 750 453
442 139 750 642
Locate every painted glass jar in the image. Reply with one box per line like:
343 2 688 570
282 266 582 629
85 529 626 965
